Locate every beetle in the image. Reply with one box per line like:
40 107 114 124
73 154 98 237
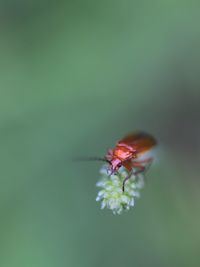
106 132 156 191
77 131 157 192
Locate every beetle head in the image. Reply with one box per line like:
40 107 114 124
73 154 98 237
109 158 122 175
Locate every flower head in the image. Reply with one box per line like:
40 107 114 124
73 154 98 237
96 165 145 215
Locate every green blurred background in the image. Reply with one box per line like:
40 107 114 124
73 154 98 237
0 1 200 266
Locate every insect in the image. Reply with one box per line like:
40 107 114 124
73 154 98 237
107 131 157 191
89 131 157 192
77 131 157 192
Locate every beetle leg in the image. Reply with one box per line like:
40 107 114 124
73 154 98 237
133 165 145 174
122 158 153 192
122 160 132 171
122 164 148 192
122 160 141 192
132 158 152 166
132 158 153 174
122 171 133 192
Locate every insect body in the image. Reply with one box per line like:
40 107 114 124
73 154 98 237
105 132 157 191
77 131 157 192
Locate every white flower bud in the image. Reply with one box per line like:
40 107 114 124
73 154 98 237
96 165 145 215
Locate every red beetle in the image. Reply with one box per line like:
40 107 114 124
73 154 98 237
78 131 157 192
106 132 157 191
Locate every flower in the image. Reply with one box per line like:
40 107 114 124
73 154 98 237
96 165 144 215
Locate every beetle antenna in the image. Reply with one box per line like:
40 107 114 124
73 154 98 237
73 157 111 165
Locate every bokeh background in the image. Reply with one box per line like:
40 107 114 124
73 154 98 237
0 1 200 267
